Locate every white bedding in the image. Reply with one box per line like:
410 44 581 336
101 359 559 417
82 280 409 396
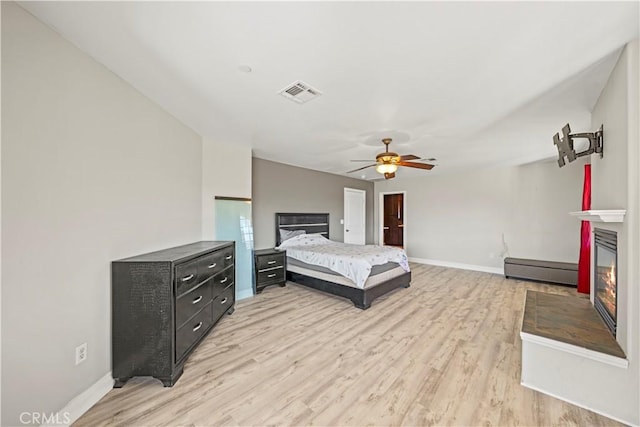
277 234 410 288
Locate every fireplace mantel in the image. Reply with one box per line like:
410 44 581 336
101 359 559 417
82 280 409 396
569 210 626 223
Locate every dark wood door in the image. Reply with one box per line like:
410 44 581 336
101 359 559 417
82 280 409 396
383 193 404 247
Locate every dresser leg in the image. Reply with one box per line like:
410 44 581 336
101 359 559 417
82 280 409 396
156 367 183 387
227 307 235 315
279 283 286 287
113 377 131 388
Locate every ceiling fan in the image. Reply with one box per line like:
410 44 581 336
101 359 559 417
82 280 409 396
347 138 436 179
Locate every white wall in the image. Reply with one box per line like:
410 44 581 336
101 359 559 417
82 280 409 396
377 167 513 269
508 158 588 261
0 3 4 425
629 41 640 420
521 40 639 427
591 41 630 352
1 3 203 425
201 138 252 240
589 39 639 423
374 158 586 270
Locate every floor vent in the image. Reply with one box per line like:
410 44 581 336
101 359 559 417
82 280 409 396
278 80 322 104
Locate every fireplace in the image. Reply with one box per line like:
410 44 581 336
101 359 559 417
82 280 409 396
594 228 617 336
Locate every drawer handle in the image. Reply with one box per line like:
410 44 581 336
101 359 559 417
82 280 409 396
225 255 232 260
267 260 277 265
207 262 217 269
220 298 228 304
192 295 203 304
193 322 203 332
220 277 228 284
181 274 194 282
267 273 277 278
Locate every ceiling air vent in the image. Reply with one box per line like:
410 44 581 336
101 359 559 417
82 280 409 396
278 80 322 104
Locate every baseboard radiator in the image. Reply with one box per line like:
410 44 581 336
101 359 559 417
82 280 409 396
504 257 578 287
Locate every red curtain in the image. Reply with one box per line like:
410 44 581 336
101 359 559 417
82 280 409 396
577 164 591 294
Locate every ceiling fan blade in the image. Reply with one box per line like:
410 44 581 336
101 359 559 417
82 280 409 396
350 160 375 162
384 172 395 180
399 154 420 161
347 164 377 173
397 161 435 170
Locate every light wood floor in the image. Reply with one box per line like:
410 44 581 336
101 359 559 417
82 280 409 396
76 264 622 426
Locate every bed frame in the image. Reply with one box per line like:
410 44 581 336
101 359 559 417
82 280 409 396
276 212 411 309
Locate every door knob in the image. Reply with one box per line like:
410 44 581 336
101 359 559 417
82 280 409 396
346 229 350 232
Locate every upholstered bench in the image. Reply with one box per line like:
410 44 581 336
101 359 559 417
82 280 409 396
504 257 578 287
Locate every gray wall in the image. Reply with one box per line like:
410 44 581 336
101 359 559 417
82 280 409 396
374 158 587 268
2 3 203 425
252 158 374 248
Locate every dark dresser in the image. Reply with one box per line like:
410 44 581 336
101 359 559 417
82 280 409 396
253 248 286 293
112 241 235 387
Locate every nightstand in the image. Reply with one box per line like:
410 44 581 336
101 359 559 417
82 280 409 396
254 248 287 293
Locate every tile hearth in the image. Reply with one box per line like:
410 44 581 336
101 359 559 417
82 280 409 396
521 290 624 358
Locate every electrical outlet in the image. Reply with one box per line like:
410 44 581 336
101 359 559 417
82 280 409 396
75 343 87 365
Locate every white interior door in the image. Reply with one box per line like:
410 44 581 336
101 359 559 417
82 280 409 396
344 188 366 244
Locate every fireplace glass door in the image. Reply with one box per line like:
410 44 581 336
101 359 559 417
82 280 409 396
594 228 617 335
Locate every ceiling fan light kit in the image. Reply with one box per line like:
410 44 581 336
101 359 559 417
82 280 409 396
376 163 398 174
347 137 435 179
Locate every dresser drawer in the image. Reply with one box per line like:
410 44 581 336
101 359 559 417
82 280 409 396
197 248 232 282
216 246 234 270
197 252 223 281
175 258 200 296
212 284 235 324
211 266 234 298
175 279 213 329
257 252 285 270
257 267 285 285
176 302 213 362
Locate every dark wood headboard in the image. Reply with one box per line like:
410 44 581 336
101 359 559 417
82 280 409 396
275 213 330 246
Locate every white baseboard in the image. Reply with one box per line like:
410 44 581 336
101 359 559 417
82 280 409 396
409 257 504 275
521 380 637 427
42 372 113 427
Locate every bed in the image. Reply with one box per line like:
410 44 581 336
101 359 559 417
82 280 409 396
275 212 411 309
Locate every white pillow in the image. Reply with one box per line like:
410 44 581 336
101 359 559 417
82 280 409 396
279 229 305 243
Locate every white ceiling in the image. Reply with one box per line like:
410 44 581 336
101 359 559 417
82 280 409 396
20 1 639 180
